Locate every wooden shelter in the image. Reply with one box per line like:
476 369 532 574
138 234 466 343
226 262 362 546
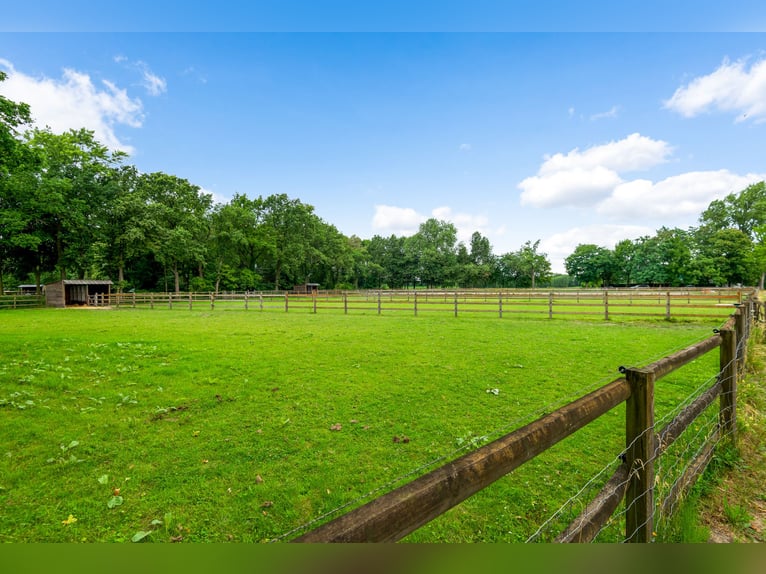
292 282 320 295
45 279 113 308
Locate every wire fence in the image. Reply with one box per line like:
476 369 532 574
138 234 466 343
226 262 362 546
276 295 761 543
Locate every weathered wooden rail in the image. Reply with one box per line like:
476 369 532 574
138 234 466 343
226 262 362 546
289 295 761 543
0 294 45 310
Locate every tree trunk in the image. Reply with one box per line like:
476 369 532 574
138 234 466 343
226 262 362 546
118 264 124 293
56 223 65 280
760 271 765 291
274 260 282 291
173 261 180 293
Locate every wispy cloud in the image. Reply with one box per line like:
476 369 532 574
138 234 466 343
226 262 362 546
459 143 471 151
114 55 167 96
590 105 619 120
664 57 766 122
137 62 167 96
0 58 143 153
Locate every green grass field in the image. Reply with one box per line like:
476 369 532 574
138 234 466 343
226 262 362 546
0 308 727 542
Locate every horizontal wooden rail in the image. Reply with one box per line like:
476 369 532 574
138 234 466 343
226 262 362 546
640 334 721 380
555 462 630 543
292 377 630 542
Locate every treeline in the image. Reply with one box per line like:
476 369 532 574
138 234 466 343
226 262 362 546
2 73 765 294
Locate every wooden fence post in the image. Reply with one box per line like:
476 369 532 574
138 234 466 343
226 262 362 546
624 367 656 543
665 291 671 320
719 328 737 445
245 292 249 310
285 293 289 313
414 291 418 316
604 290 609 321
150 293 154 309
734 307 746 374
344 292 348 315
210 293 215 311
259 293 264 311
313 291 317 314
454 291 458 317
132 291 136 309
498 291 503 318
189 292 193 311
548 291 553 319
377 290 381 315
168 293 173 310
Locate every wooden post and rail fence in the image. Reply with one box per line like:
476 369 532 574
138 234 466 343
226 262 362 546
100 288 748 322
288 295 761 543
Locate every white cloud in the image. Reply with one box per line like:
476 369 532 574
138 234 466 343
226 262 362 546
590 105 620 120
519 133 673 209
596 170 766 219
200 186 229 206
664 57 766 122
431 206 489 244
0 59 143 153
459 143 471 151
372 205 426 236
540 224 654 274
371 204 490 242
539 133 672 174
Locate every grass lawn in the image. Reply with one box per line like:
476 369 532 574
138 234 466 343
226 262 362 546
0 308 727 542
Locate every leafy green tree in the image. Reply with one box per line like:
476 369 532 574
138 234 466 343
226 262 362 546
613 239 636 287
0 71 33 288
97 165 153 290
141 172 212 293
406 218 458 288
208 194 264 293
698 228 757 286
24 128 126 281
565 244 615 287
754 225 766 290
365 234 413 289
516 240 552 289
257 194 320 290
698 182 766 287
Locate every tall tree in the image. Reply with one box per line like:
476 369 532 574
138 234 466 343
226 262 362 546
25 128 126 280
141 172 212 293
0 77 35 293
698 181 766 287
98 165 151 289
208 194 264 293
406 218 458 288
565 244 614 287
698 228 757 286
257 194 318 290
516 240 551 289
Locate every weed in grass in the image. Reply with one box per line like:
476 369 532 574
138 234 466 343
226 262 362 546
723 498 753 529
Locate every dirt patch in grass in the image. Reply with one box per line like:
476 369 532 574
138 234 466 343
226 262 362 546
701 326 766 543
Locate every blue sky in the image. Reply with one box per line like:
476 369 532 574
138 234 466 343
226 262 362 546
2 4 766 272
